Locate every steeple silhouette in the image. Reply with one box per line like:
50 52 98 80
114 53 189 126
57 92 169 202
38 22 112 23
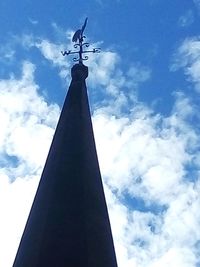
13 63 118 267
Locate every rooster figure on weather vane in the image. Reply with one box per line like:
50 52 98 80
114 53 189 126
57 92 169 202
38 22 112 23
61 18 101 64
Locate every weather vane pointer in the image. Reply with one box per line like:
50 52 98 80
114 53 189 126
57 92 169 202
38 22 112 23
61 18 101 64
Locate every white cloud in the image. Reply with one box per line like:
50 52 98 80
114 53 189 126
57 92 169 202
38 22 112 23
171 36 200 91
0 43 16 63
35 39 71 79
88 51 120 88
150 247 196 267
36 40 66 67
95 0 121 6
0 174 40 267
93 91 200 266
21 32 151 100
193 0 200 10
178 10 194 28
0 61 59 174
127 64 151 85
14 33 72 80
0 61 60 266
28 18 38 25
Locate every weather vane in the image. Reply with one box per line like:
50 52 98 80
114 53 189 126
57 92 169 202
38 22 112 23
61 18 101 64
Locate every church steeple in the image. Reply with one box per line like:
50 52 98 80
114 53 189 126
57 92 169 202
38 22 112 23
13 39 118 266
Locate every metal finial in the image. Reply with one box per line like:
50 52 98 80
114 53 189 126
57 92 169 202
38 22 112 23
61 18 101 64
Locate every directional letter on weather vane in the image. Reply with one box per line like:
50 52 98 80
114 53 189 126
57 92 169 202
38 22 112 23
61 18 101 64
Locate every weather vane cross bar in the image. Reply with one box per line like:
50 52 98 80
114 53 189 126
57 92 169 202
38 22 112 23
61 18 101 64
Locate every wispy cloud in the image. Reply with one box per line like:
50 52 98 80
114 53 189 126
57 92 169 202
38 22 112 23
178 10 194 28
95 0 121 7
193 0 200 10
28 18 38 25
0 174 40 267
93 91 200 266
0 61 60 179
0 61 61 266
171 36 200 91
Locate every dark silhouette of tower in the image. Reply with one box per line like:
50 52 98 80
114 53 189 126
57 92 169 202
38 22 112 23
12 63 118 267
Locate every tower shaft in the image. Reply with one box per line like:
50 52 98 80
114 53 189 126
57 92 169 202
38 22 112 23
13 64 118 267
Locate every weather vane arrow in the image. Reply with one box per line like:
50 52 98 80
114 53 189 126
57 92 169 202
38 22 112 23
61 18 101 64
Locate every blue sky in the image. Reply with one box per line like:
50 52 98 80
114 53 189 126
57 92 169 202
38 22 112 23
0 0 200 266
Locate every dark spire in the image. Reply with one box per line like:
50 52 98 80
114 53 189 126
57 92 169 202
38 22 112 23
13 63 118 267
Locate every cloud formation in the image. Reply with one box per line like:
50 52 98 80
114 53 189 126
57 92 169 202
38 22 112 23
93 90 200 266
171 36 200 91
178 10 194 28
0 61 60 266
